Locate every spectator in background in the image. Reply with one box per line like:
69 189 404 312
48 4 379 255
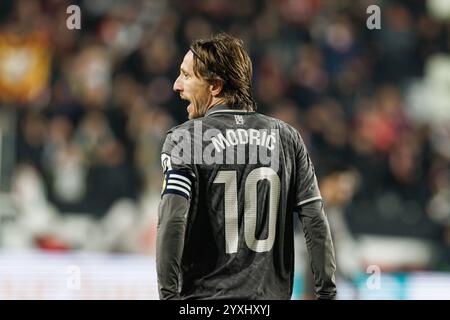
16 111 47 172
43 114 86 212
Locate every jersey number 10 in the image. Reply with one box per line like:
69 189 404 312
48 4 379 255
213 167 280 254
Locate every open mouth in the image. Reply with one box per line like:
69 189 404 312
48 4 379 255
180 95 192 113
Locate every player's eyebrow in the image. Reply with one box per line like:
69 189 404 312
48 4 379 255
180 67 189 75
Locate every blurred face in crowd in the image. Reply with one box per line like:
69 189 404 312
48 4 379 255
173 51 213 119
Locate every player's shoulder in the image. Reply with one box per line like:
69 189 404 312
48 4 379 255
161 119 197 155
165 118 197 136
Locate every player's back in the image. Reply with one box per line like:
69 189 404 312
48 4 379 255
162 105 320 299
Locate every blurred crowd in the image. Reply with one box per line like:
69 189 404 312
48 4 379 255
0 0 450 273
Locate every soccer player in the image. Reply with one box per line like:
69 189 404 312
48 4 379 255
156 33 337 300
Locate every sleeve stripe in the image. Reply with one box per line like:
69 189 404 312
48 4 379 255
169 176 192 186
161 169 194 199
166 185 190 197
167 179 191 190
169 173 192 184
297 196 322 207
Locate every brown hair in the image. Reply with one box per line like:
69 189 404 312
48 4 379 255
190 33 256 111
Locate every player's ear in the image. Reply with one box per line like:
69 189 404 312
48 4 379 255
209 79 223 97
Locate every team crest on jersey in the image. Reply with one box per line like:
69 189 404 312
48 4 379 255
234 115 244 125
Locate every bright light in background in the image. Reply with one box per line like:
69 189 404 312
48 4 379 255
2 250 450 300
406 273 450 300
0 251 158 299
427 0 450 20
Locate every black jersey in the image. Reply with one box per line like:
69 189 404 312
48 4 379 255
157 104 334 300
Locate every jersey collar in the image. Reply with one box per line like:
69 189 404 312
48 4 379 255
205 104 255 117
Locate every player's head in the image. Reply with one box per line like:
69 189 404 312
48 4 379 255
173 33 256 119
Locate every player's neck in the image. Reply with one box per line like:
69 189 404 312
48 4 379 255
206 97 227 112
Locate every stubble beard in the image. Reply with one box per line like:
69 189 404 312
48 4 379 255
189 93 212 120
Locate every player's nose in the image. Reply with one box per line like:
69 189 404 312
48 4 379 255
173 76 182 92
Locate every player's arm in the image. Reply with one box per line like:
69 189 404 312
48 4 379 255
297 199 337 300
156 130 195 300
293 129 337 300
157 169 193 299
